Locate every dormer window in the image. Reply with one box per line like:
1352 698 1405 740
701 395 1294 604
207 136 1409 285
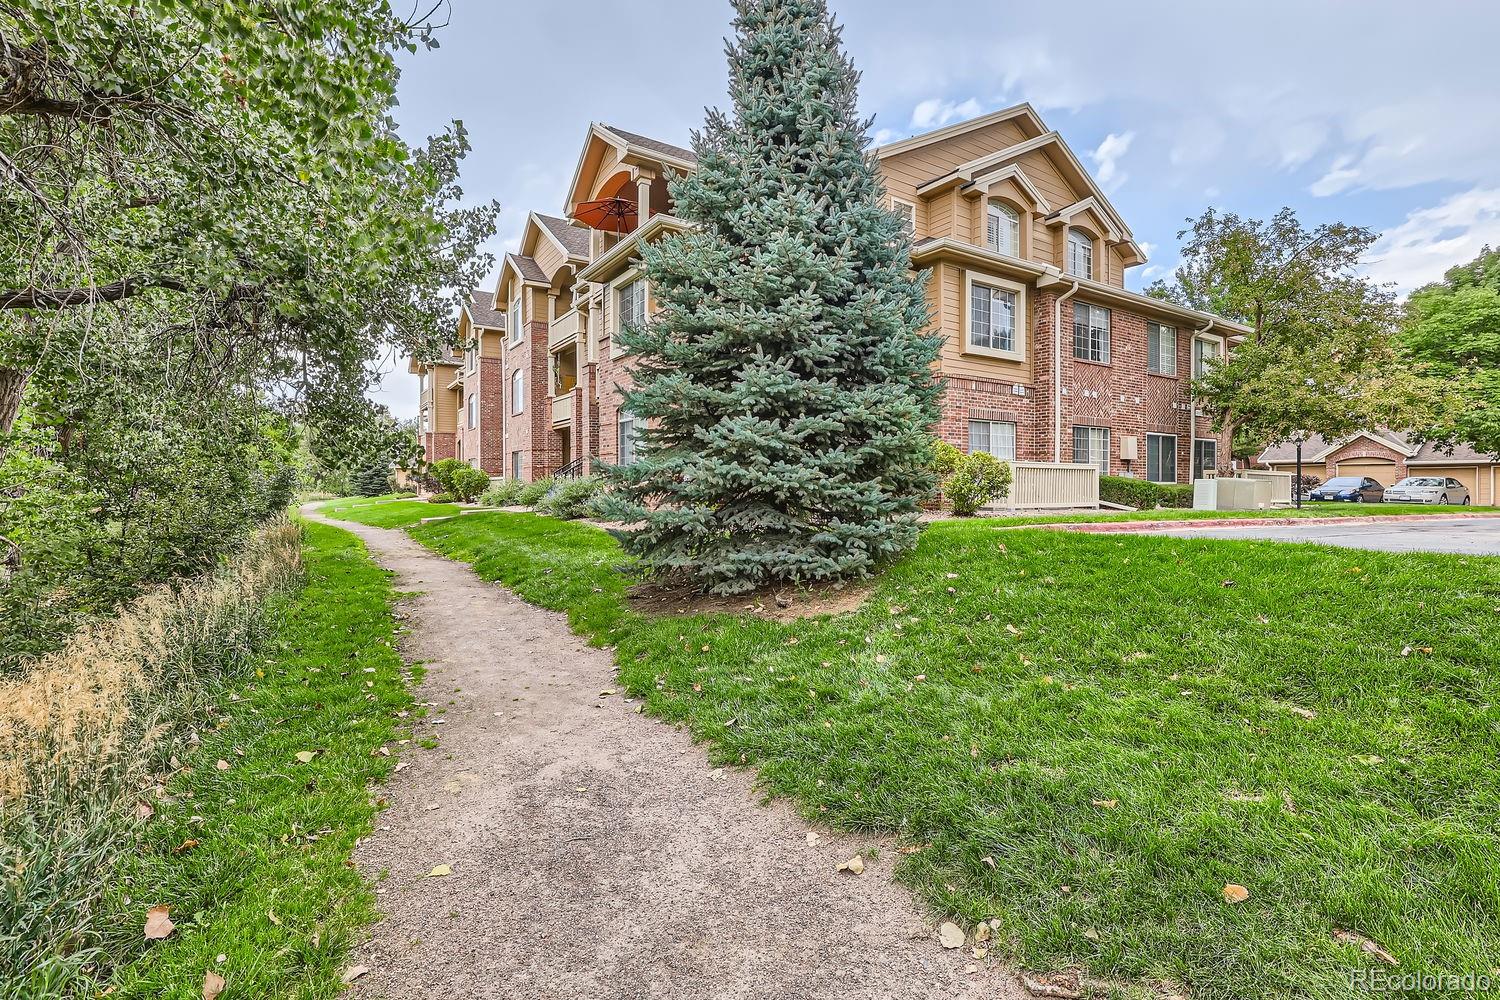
1066 227 1094 279
987 201 1020 257
510 294 523 345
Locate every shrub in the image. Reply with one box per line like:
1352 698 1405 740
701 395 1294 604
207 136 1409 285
516 477 555 507
1100 476 1194 510
428 458 467 495
931 440 963 479
943 454 1012 516
429 491 456 504
480 480 523 507
446 465 490 503
539 477 602 519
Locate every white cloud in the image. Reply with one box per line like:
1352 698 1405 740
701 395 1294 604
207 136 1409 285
910 97 983 130
1309 156 1360 197
1090 131 1134 192
1363 187 1500 294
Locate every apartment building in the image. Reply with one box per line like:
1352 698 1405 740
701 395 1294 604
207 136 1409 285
413 290 506 472
424 105 1247 486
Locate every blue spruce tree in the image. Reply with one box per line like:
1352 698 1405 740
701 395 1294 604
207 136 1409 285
602 0 942 594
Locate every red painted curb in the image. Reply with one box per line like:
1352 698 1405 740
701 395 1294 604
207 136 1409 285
1045 512 1500 534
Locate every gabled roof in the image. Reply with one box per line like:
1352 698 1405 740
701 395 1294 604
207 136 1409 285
1258 431 1500 465
464 289 505 330
600 125 695 165
874 102 1047 159
974 164 1052 212
1046 196 1122 243
535 213 592 260
1311 429 1419 461
504 253 548 286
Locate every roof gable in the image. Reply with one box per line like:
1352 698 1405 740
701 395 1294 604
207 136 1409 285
563 122 695 217
874 102 1047 159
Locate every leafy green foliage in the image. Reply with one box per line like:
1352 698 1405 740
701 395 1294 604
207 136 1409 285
598 0 941 594
1099 475 1194 510
931 440 963 479
445 465 489 504
516 477 556 508
942 453 1012 516
480 480 523 507
1149 207 1449 452
538 477 603 520
1402 247 1500 456
350 464 392 498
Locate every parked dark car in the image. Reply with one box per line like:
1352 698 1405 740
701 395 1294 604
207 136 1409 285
1308 476 1385 503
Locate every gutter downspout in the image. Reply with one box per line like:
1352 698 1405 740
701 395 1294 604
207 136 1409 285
1190 319 1216 475
1053 280 1080 462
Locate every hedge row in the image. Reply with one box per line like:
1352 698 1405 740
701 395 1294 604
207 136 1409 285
1099 475 1195 510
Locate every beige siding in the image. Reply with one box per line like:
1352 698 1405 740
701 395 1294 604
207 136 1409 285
935 262 1032 385
533 236 566 278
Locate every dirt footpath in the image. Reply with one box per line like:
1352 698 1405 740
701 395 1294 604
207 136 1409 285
307 508 1025 1000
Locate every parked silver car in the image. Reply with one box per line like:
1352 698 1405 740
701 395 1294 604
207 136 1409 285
1383 476 1471 505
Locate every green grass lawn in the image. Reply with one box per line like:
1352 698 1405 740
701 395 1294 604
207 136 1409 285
983 501 1499 527
317 495 460 528
103 520 414 999
331 507 1500 1000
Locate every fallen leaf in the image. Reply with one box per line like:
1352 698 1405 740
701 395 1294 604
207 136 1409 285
1221 579 1236 588
1287 705 1318 720
342 965 370 984
1091 799 1118 809
1222 883 1250 903
294 751 315 764
805 831 820 847
974 923 991 942
1005 623 1021 636
267 910 282 926
937 921 966 949
215 759 230 771
837 854 864 875
980 855 996 868
1333 927 1398 966
136 802 154 821
202 970 226 1000
144 905 175 940
1018 971 1082 999
427 864 452 877
172 838 200 855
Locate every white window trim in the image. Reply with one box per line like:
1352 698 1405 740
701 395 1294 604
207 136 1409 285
1192 331 1226 378
617 409 640 465
1146 432 1178 484
1072 301 1111 364
467 393 477 428
612 269 647 357
509 294 524 346
1193 437 1218 479
1073 425 1110 477
510 367 524 416
961 268 1027 363
986 200 1021 258
1066 227 1095 280
890 196 917 239
1147 321 1177 377
968 419 1017 460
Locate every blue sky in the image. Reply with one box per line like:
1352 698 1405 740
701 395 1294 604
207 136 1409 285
371 0 1500 417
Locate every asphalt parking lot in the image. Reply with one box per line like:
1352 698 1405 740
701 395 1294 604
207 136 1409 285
1157 517 1500 556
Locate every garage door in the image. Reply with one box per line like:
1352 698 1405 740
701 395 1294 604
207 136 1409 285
1334 459 1397 485
1413 465 1489 504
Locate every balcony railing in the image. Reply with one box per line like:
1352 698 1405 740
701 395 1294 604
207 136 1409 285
549 308 584 350
551 390 574 428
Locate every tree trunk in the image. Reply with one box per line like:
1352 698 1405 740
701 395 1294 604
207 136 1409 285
0 364 29 434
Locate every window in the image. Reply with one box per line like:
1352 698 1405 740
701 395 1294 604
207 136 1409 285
987 201 1020 257
467 392 477 428
891 197 916 239
1192 439 1217 480
618 409 640 465
1147 322 1176 376
421 408 430 433
1146 433 1177 483
510 295 523 344
466 345 477 372
1072 302 1110 363
1073 426 1109 476
1193 337 1220 378
619 278 646 329
1066 227 1093 279
969 281 1016 353
968 420 1016 460
511 450 523 480
510 367 524 415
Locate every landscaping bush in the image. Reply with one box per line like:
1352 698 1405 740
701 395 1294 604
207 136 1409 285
479 480 523 507
429 492 456 504
942 453 1012 516
539 477 603 520
446 465 490 503
1100 476 1195 510
427 458 466 495
931 440 963 479
516 477 555 507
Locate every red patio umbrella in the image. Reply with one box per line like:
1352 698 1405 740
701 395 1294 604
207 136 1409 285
572 196 638 233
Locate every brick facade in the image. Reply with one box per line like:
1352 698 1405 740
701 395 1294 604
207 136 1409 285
421 430 455 465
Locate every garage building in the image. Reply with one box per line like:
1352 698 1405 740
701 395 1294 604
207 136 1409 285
1259 431 1498 505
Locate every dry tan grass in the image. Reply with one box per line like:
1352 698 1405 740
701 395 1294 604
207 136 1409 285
0 520 301 810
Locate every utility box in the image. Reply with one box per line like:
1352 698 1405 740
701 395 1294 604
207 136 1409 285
1119 436 1138 462
1193 478 1261 511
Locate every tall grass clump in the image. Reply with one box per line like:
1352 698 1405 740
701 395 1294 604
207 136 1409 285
0 520 302 997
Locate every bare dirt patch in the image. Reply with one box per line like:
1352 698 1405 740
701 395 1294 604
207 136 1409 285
627 576 877 622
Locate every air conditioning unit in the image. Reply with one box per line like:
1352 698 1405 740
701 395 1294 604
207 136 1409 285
1119 436 1139 461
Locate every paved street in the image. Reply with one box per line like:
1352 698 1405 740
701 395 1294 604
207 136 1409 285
1157 517 1500 556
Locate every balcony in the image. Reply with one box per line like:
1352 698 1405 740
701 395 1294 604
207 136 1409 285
551 389 575 428
549 308 584 350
